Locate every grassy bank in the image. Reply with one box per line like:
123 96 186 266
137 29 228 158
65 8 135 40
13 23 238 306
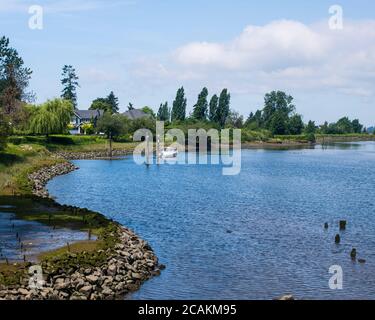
0 135 138 195
0 137 133 289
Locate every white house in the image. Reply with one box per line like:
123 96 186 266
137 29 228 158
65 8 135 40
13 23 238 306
70 109 104 135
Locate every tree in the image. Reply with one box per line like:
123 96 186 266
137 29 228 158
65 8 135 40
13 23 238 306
351 119 363 134
96 113 124 157
245 110 262 130
226 110 244 128
192 87 208 121
320 121 329 134
0 36 33 118
90 98 112 113
269 110 288 135
127 102 134 111
305 120 316 142
287 114 304 135
263 91 295 130
171 87 187 122
209 94 218 122
106 91 119 114
141 106 156 118
81 122 94 135
90 91 119 114
61 65 79 108
0 112 11 150
30 99 73 137
216 89 230 128
335 117 353 134
157 102 170 122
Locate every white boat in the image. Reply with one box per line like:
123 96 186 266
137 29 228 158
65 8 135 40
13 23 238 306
160 147 178 159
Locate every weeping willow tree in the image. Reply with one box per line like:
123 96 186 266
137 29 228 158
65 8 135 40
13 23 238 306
30 99 73 136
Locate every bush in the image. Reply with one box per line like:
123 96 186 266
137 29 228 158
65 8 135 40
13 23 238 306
114 134 133 143
306 133 316 143
241 129 272 142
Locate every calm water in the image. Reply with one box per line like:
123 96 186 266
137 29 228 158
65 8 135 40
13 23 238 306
0 209 89 262
47 142 375 300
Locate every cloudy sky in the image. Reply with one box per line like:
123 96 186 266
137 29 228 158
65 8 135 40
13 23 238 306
1 0 374 125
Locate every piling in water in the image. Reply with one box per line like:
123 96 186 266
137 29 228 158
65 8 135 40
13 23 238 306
335 234 341 244
339 220 347 231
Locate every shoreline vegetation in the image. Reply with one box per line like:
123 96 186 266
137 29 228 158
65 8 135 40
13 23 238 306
0 140 163 300
0 134 374 300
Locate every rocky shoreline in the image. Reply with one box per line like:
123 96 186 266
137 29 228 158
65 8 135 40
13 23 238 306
0 225 163 300
55 150 132 160
28 162 78 198
0 157 163 300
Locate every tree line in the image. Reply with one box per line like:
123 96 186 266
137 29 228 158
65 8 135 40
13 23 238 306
0 35 372 151
157 86 231 128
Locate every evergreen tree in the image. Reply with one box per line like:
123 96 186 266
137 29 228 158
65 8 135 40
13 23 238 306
209 94 218 122
157 102 170 122
61 65 79 108
0 36 33 115
216 89 230 128
171 87 187 122
192 87 208 121
106 91 119 114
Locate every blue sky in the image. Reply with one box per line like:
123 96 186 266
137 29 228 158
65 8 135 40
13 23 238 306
1 0 375 125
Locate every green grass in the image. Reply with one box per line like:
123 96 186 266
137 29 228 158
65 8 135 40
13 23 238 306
0 262 29 287
6 135 138 153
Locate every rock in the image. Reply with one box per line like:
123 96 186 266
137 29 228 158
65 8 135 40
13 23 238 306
70 292 87 300
79 285 93 297
54 278 70 290
350 248 357 260
84 268 92 275
126 284 139 292
101 287 114 296
86 275 99 284
131 272 143 280
59 291 69 299
75 280 85 291
324 222 329 229
107 264 117 276
18 288 30 295
159 264 166 270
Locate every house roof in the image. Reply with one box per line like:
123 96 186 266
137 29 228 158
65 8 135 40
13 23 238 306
122 109 149 120
74 109 104 119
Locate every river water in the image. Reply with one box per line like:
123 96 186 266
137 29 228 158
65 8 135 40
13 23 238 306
47 142 375 300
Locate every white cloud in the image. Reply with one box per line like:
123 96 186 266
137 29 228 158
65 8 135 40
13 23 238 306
134 19 375 100
175 20 328 70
